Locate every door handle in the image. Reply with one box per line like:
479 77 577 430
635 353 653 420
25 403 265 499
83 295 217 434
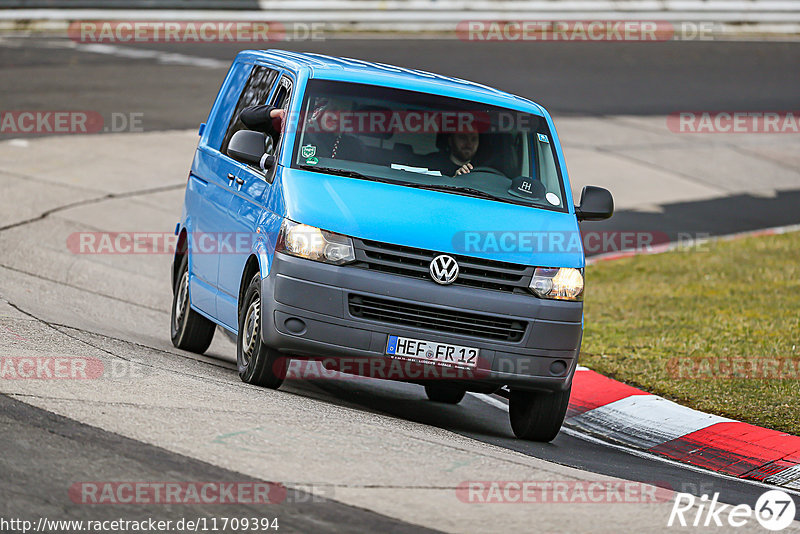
235 177 244 185
227 173 235 183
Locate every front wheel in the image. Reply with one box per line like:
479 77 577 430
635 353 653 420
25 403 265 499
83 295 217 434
170 254 215 354
508 387 571 442
237 273 287 389
424 384 466 404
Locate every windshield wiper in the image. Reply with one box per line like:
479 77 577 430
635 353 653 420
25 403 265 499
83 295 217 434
296 165 375 181
296 165 422 187
406 183 508 202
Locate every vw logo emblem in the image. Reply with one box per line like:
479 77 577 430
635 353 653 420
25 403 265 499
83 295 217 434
429 255 459 285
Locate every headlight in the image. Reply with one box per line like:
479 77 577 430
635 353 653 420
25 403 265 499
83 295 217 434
529 267 584 300
276 219 355 265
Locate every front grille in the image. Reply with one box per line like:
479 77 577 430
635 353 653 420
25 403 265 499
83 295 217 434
348 294 527 342
352 239 533 293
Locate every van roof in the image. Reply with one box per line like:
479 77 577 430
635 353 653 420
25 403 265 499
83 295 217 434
237 49 545 114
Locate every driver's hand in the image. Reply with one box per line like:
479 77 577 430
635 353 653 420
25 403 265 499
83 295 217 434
454 163 473 176
269 108 286 132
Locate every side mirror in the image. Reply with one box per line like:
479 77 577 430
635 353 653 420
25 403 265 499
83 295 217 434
228 130 275 170
575 186 614 221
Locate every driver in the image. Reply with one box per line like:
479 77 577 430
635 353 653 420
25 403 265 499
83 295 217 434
427 132 480 177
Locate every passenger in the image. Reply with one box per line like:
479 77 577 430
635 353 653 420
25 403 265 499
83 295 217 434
239 105 285 147
301 98 365 162
241 101 365 162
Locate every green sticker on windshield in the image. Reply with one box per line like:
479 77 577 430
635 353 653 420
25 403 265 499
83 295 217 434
301 144 317 158
305 156 319 165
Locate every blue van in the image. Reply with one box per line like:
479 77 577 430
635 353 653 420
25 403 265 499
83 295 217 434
171 50 613 441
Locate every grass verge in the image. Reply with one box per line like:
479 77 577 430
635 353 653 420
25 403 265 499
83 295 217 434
582 230 800 435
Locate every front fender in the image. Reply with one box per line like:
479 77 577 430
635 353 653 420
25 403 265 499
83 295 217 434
252 237 272 279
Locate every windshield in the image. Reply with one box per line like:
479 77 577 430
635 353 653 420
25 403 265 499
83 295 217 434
291 79 567 211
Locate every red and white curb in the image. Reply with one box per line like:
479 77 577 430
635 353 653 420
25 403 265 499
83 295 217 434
477 224 800 491
567 367 800 491
578 225 800 489
571 224 800 490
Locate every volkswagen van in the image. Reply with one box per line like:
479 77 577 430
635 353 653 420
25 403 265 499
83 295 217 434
170 50 613 442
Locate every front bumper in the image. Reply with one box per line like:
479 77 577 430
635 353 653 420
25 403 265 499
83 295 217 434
261 252 583 392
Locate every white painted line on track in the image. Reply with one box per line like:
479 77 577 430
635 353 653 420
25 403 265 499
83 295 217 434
469 392 800 498
82 43 229 68
0 38 229 69
76 43 228 68
474 391 510 411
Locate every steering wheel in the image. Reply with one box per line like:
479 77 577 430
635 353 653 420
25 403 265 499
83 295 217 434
463 166 507 177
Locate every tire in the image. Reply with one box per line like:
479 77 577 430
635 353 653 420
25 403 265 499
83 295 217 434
237 273 286 389
170 254 215 354
424 384 466 404
508 387 571 442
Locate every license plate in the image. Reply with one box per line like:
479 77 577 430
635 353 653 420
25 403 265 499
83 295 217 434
385 335 479 368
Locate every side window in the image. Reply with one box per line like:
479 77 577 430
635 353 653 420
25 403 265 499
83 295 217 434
271 76 292 110
266 76 293 157
221 65 279 155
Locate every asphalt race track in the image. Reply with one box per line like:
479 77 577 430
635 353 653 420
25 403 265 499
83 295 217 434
1 36 799 532
5 39 800 119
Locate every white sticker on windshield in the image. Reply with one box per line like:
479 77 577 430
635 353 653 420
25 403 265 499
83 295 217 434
537 133 550 143
546 192 560 206
390 163 442 176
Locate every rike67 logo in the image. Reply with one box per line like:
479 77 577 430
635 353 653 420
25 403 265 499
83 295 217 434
668 489 796 531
